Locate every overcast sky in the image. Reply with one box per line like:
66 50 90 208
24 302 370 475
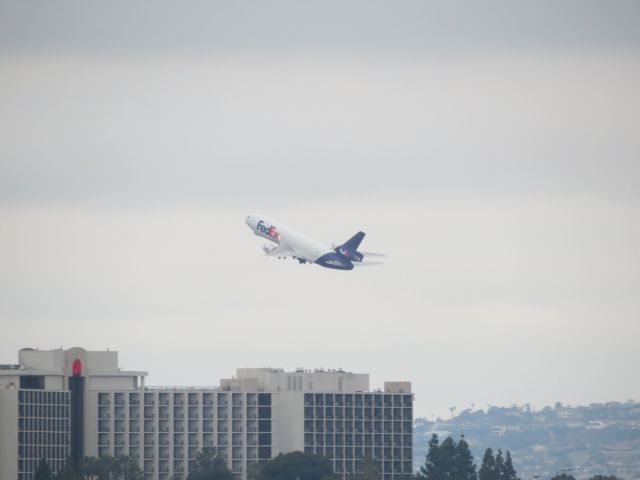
1 1 639 418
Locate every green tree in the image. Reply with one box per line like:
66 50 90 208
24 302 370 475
360 456 381 480
53 459 80 480
188 449 235 480
260 451 333 480
98 456 119 479
70 455 141 480
80 456 101 479
589 477 623 480
494 451 504 480
419 435 469 480
478 449 497 480
247 461 261 480
53 456 141 480
438 437 458 480
550 475 575 480
419 434 441 480
418 435 460 480
116 457 143 480
453 437 477 480
500 452 518 480
35 458 53 480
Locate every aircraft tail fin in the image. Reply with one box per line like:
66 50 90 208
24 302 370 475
343 231 365 250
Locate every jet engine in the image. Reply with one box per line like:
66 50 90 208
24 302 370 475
262 244 276 255
334 245 364 262
333 239 364 262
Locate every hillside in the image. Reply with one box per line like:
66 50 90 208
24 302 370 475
413 401 640 480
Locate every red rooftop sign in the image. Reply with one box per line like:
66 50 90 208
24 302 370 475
72 359 82 376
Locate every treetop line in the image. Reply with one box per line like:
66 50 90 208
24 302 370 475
32 440 626 480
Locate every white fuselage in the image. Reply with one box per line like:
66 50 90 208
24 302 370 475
245 215 332 262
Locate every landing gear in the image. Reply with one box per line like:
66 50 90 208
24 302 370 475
295 257 307 264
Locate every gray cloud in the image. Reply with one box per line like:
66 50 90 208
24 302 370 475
1 55 639 205
1 1 639 58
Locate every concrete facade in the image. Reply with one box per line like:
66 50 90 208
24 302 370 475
0 348 413 480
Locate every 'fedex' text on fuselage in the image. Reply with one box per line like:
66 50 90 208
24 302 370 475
256 220 280 240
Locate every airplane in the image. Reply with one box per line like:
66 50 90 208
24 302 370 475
245 214 386 270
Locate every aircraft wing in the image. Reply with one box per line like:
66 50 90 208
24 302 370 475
263 243 299 258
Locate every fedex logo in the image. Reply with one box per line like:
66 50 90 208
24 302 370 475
256 220 280 240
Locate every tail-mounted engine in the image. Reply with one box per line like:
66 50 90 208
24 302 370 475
333 231 366 263
335 246 364 262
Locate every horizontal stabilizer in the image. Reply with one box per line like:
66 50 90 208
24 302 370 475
361 252 387 258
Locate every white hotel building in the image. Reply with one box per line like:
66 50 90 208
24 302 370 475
0 347 413 480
